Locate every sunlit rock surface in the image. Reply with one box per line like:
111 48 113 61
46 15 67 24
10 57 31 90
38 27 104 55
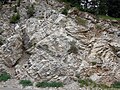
0 0 120 86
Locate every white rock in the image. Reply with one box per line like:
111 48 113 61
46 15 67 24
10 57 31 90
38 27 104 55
90 73 101 81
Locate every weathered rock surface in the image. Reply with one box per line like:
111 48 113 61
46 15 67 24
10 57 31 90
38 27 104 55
0 34 23 67
0 0 120 87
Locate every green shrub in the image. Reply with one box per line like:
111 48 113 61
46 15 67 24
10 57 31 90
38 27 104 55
75 16 86 26
78 78 110 89
98 84 109 89
36 81 63 88
91 62 97 66
13 5 17 13
0 41 3 46
112 81 120 88
17 0 21 7
0 36 4 46
98 15 120 21
10 12 20 23
68 41 78 54
0 2 2 10
61 8 68 15
78 79 91 87
57 0 83 11
0 29 4 35
68 45 78 54
96 25 102 30
78 79 98 87
0 72 11 82
27 4 35 18
19 80 33 87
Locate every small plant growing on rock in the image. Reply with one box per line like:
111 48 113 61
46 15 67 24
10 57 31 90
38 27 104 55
75 16 86 26
68 41 78 54
61 8 68 15
78 78 110 89
0 72 11 82
68 45 78 54
17 0 21 7
97 83 109 89
27 4 35 18
36 81 63 88
0 29 4 35
78 79 98 87
96 25 102 30
10 12 20 23
78 79 90 87
0 2 2 10
0 36 4 46
13 5 17 13
91 62 97 66
112 81 120 88
19 80 33 87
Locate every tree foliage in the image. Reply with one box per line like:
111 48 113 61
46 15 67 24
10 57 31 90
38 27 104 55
59 0 120 18
107 0 120 18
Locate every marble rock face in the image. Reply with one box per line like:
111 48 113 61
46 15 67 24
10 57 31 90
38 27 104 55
0 0 120 86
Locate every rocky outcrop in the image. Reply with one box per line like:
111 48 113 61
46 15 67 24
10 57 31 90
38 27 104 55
0 0 120 86
0 34 23 67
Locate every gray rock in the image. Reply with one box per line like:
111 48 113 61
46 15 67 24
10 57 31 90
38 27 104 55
0 0 120 87
0 34 23 67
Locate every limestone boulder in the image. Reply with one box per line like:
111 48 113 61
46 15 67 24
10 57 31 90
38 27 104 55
0 34 23 67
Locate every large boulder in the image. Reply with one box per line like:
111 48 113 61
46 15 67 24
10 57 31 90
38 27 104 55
0 34 23 67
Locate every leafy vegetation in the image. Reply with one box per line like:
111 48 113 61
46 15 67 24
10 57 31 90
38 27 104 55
0 72 11 82
95 24 102 30
0 0 7 4
98 15 120 21
68 44 78 54
13 5 17 13
17 0 21 7
98 84 110 89
91 62 97 66
78 79 94 87
0 1 2 9
27 4 35 18
78 79 109 89
0 29 4 35
68 45 78 54
68 41 78 54
0 29 4 46
75 16 86 26
10 12 20 23
112 81 120 88
0 36 4 46
36 81 63 88
19 80 33 87
61 8 68 15
57 0 120 18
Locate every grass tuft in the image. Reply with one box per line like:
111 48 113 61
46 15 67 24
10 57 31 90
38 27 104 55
61 8 68 15
112 81 120 88
0 72 11 82
36 81 63 88
78 79 109 89
75 16 86 26
10 12 20 23
26 4 35 18
19 80 33 87
98 15 120 21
